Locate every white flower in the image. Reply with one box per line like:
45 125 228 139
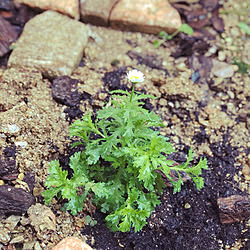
127 69 145 83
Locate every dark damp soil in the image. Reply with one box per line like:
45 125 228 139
50 75 249 250
0 0 249 249
56 98 248 250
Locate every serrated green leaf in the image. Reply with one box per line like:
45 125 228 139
136 157 155 191
71 141 84 148
110 89 130 96
45 160 68 187
172 172 184 193
65 195 85 215
43 187 62 204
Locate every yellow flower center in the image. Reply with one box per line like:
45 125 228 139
131 76 138 81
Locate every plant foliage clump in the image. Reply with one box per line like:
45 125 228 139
43 71 208 232
153 24 194 48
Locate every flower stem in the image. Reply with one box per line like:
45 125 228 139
130 83 135 102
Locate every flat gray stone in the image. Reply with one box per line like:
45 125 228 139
212 59 235 78
80 0 119 26
8 10 88 78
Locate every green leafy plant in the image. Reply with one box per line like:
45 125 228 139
153 24 194 48
43 70 208 232
84 215 97 226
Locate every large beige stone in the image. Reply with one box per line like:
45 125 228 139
110 0 182 34
14 0 79 19
8 11 88 78
80 0 119 26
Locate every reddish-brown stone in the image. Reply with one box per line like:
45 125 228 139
110 0 182 34
53 237 93 250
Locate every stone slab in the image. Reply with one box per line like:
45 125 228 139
110 0 182 34
80 0 119 26
14 0 79 19
8 10 88 78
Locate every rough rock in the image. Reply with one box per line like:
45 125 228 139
0 185 35 215
0 228 10 245
0 15 18 56
28 204 56 237
110 0 182 34
242 165 250 181
8 11 88 78
80 0 118 26
4 215 22 231
0 155 18 181
14 0 79 19
53 237 93 250
211 59 235 78
217 195 250 223
189 55 213 81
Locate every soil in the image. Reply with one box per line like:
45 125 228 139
0 0 249 250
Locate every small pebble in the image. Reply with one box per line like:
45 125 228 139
7 124 20 133
159 98 168 106
175 101 180 109
212 59 234 78
227 91 235 99
218 51 226 61
213 77 224 86
176 62 187 71
0 229 10 244
168 102 174 108
172 136 179 144
15 141 28 148
10 235 24 244
208 46 217 55
34 242 42 250
18 172 24 181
